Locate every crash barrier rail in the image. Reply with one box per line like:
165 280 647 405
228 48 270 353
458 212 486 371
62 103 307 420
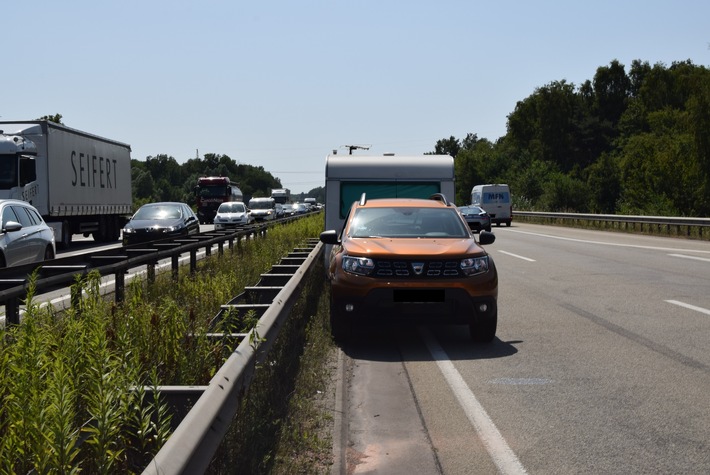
0 213 314 325
142 239 323 475
514 211 710 239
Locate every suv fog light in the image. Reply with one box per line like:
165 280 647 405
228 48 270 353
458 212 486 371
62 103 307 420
345 304 355 312
478 303 488 312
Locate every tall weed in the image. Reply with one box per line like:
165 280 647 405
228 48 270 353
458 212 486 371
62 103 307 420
0 214 324 473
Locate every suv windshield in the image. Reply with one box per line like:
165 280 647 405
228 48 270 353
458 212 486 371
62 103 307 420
349 207 469 238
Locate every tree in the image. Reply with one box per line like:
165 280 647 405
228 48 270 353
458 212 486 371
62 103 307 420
593 59 631 129
431 136 461 158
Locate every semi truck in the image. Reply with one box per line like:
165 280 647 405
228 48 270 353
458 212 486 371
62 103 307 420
194 176 243 223
0 120 132 248
270 188 290 204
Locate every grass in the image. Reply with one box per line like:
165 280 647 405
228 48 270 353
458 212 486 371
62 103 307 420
205 255 336 474
0 214 331 474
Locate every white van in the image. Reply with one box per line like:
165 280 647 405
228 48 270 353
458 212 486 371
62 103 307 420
248 197 276 221
471 184 512 226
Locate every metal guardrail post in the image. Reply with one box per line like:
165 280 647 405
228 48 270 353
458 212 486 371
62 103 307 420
6 297 20 325
190 249 197 274
115 267 125 303
172 254 180 280
147 261 156 284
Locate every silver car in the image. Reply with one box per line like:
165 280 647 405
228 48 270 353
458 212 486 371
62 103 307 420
0 199 56 267
213 201 254 229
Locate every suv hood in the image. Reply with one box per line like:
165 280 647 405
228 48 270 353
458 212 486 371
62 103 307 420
343 237 485 257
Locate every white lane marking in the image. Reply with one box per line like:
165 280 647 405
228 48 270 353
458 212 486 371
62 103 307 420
665 300 710 316
419 328 528 475
668 253 710 263
498 250 536 262
508 229 710 254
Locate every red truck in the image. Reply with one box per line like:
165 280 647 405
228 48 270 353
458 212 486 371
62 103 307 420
194 176 243 224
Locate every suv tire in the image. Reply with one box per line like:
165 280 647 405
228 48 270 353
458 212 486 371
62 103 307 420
470 312 497 343
330 301 352 343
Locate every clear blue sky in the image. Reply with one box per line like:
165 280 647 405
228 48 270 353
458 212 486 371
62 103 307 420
3 1 708 194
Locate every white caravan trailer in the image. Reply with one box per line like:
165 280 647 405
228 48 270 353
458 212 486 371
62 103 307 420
324 154 455 234
471 184 512 226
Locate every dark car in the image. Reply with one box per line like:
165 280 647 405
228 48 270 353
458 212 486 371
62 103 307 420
122 202 199 245
458 205 492 233
320 194 498 343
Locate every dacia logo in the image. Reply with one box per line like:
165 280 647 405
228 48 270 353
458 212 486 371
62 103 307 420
412 262 424 275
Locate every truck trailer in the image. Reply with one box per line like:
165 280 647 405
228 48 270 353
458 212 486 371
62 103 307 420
0 120 132 248
324 153 455 233
323 153 455 264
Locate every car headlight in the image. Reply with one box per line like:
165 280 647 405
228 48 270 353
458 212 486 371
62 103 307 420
460 256 489 276
342 255 375 276
123 228 135 234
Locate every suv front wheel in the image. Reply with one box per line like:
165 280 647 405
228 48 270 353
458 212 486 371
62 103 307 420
330 300 352 343
470 311 497 343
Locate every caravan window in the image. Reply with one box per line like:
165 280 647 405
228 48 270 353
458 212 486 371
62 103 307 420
339 181 440 219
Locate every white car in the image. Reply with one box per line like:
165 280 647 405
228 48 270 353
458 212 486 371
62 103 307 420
0 199 56 267
213 201 254 229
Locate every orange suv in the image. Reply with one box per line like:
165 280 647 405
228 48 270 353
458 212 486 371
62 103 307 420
320 194 498 342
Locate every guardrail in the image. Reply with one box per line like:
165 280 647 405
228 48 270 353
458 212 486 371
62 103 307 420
142 239 323 474
0 213 314 325
513 211 710 239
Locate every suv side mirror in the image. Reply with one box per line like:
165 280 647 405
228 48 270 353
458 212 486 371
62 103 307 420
478 231 495 245
319 230 340 245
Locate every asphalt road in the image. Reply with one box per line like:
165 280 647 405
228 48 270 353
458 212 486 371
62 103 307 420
332 223 710 474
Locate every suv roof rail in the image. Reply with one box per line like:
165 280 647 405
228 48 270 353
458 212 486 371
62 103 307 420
359 193 367 206
429 193 452 206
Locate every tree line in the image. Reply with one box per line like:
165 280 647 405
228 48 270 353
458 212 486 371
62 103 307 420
433 59 710 217
36 114 324 208
41 58 710 217
131 154 294 209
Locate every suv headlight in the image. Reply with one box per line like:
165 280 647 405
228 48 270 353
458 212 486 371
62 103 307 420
342 256 375 276
460 256 489 276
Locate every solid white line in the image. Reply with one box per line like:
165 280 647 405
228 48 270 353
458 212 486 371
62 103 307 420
509 229 710 254
498 250 536 262
419 328 528 475
668 253 710 263
665 300 710 316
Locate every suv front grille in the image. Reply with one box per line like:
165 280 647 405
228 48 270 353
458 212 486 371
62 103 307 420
374 259 462 278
